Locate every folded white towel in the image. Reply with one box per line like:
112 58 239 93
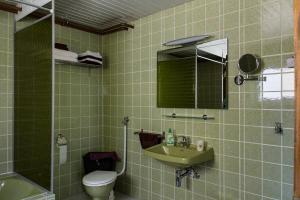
78 51 102 59
54 49 78 59
55 54 78 63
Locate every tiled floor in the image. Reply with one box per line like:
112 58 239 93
65 192 136 200
115 193 136 200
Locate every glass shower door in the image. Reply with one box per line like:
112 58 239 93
14 16 53 190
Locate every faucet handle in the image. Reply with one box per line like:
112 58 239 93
186 136 191 143
176 135 186 140
186 136 191 147
175 135 191 148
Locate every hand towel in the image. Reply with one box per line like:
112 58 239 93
78 58 102 65
78 51 103 65
55 43 68 51
139 132 163 149
78 50 102 59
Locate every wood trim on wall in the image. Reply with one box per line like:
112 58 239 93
56 18 134 35
0 2 21 13
29 11 134 35
295 0 300 198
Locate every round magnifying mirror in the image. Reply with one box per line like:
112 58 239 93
238 54 260 74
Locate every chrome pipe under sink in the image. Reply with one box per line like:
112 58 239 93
175 167 200 187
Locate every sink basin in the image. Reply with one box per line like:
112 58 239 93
144 144 214 168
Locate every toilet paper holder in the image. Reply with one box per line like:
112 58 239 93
57 134 68 165
56 134 67 146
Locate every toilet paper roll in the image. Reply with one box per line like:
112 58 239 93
59 145 67 165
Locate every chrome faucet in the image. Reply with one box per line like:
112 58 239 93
175 135 191 148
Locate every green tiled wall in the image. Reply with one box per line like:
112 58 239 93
0 10 14 175
0 11 104 198
102 0 295 199
54 25 103 199
0 0 295 199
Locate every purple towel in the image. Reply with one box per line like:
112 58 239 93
139 132 163 149
88 152 120 161
55 43 68 51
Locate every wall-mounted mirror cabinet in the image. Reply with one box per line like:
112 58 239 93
157 38 228 109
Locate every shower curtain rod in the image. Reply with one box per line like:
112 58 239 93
6 0 52 13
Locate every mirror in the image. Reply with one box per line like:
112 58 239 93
157 38 228 109
234 54 265 86
238 54 259 74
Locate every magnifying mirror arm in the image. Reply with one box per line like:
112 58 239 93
244 74 266 81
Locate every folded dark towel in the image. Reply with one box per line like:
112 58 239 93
78 55 103 62
88 152 120 161
55 43 68 51
139 132 163 149
80 60 102 66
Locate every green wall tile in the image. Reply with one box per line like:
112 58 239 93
263 145 281 164
0 0 295 199
245 176 262 195
224 12 239 29
262 0 280 38
244 126 261 143
263 162 281 181
262 38 281 56
245 143 261 160
263 180 281 199
245 159 262 177
283 166 293 184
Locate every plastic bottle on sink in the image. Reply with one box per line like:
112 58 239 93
166 128 174 146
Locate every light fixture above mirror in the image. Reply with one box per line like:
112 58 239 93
162 35 210 46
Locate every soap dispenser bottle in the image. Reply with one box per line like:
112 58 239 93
166 128 174 146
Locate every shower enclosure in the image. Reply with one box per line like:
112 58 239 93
13 0 55 191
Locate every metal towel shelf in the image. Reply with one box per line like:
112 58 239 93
134 129 165 137
163 113 214 120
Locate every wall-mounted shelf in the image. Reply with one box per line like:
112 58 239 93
163 113 214 120
55 59 102 68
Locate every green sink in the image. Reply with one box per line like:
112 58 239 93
144 144 214 168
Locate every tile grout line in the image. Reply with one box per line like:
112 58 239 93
260 0 264 198
280 0 283 198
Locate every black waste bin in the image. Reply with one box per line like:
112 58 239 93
83 152 119 174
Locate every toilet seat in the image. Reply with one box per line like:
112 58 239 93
82 171 117 187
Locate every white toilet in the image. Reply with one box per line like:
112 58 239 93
82 170 117 200
82 116 129 200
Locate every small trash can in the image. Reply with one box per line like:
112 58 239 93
83 152 120 174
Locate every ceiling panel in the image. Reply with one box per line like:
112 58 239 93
55 0 192 29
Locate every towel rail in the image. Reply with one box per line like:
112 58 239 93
163 113 214 120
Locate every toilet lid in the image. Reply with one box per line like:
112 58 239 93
83 171 117 186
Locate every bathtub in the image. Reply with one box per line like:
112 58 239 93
0 173 54 200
